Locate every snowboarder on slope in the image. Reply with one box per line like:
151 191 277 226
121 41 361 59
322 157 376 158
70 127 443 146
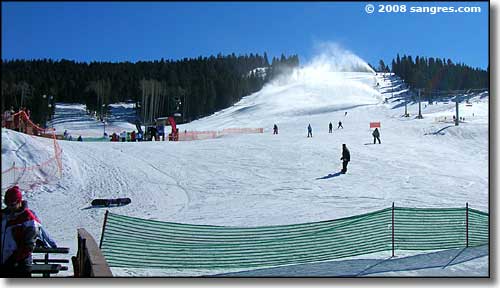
307 124 313 138
372 128 381 144
329 122 333 133
340 144 350 174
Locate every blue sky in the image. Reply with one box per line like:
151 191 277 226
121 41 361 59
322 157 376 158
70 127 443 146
2 1 489 69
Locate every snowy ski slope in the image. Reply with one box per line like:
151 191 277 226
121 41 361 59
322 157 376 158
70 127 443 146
1 55 489 276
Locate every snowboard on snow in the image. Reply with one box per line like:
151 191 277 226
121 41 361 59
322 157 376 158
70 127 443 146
91 197 131 207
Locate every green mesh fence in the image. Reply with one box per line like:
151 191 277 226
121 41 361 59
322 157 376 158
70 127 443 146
99 206 488 269
394 207 487 250
82 136 109 142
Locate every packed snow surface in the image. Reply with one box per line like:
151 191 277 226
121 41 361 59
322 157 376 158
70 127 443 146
1 56 489 277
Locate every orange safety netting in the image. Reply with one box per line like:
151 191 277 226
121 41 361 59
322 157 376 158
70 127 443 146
219 128 264 135
2 110 63 192
176 127 263 141
178 131 218 141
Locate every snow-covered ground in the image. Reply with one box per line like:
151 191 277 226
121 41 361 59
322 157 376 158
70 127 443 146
48 102 138 138
1 56 489 277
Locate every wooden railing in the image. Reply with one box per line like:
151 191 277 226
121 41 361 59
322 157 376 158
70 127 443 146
72 228 112 277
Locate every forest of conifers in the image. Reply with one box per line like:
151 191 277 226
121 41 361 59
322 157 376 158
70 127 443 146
376 54 488 100
1 53 299 126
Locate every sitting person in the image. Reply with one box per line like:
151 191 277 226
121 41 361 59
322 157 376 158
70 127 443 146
1 186 41 277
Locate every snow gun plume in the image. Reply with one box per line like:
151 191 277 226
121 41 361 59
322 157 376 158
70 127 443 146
309 42 375 74
270 42 376 87
257 42 381 116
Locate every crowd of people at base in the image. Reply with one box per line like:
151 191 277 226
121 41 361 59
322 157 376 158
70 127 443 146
62 128 178 143
110 127 179 142
1 186 58 277
110 130 143 142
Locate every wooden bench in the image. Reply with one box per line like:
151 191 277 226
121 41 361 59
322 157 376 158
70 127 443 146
32 247 70 277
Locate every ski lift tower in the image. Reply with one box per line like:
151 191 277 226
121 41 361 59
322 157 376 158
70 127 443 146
164 97 183 141
404 87 410 117
454 93 465 126
416 89 423 119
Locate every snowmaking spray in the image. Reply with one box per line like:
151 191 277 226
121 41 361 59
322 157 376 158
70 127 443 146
257 42 382 117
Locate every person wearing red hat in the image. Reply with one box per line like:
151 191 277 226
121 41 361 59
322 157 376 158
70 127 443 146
1 186 41 277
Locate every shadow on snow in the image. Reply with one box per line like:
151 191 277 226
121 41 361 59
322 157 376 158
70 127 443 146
217 245 488 277
424 125 454 136
316 172 342 180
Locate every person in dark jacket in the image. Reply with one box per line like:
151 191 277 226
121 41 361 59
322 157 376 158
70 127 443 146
340 144 350 174
307 124 313 138
1 186 41 277
329 122 333 133
273 124 278 135
338 121 343 129
131 131 136 142
372 128 381 144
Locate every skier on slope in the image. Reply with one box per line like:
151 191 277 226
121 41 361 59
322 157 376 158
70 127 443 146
340 144 350 174
372 128 381 144
338 121 343 129
329 122 333 133
273 124 278 135
307 124 313 138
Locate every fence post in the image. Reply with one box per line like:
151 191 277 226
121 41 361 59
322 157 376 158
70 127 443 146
466 203 469 248
13 161 16 185
99 210 109 249
80 238 86 277
392 202 395 257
